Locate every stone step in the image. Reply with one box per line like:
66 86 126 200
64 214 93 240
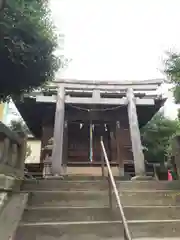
26 190 180 207
22 179 180 191
124 206 180 220
21 206 180 223
22 207 116 223
27 191 109 207
14 220 180 239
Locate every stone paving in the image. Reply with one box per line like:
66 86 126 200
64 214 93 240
25 238 180 240
134 238 180 240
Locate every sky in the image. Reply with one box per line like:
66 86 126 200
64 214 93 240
5 0 180 123
49 0 180 118
50 0 180 81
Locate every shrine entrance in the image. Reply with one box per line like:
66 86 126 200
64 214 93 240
68 122 89 164
67 121 114 165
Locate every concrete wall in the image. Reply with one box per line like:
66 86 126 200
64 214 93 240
25 140 41 163
0 103 4 120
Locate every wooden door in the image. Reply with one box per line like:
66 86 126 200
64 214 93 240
68 122 89 163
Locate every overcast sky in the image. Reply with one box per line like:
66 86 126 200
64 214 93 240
49 0 180 118
50 0 180 81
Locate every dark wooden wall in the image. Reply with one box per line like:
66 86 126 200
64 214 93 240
67 122 132 165
40 109 133 166
68 123 89 163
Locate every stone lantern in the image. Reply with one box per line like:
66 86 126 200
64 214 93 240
42 138 54 178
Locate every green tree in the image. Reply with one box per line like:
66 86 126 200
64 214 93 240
10 119 30 135
0 0 60 101
165 53 180 104
141 113 180 163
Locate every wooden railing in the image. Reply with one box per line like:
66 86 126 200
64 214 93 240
0 122 26 179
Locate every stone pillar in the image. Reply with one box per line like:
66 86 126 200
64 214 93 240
2 138 10 164
51 85 65 175
18 137 27 178
126 88 145 176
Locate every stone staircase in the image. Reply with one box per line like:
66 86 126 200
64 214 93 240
14 177 180 239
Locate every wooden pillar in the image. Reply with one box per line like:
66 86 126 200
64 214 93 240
126 88 145 176
116 121 124 176
51 85 65 175
109 123 116 162
62 120 68 175
106 124 112 162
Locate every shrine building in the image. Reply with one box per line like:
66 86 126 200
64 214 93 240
15 79 166 177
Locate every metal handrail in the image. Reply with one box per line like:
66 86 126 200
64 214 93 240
100 138 132 240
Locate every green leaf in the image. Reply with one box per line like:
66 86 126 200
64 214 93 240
0 0 62 100
141 113 180 163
